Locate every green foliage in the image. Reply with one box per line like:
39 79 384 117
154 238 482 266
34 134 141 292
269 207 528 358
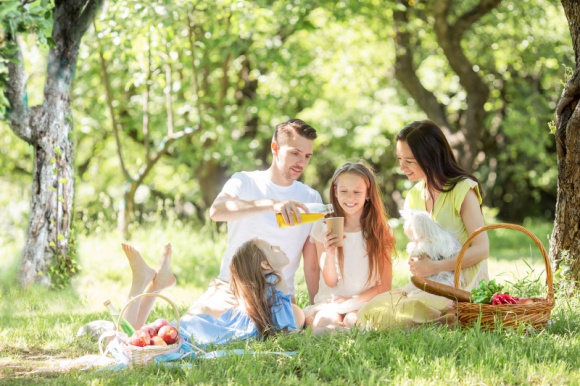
553 249 576 296
0 0 54 120
382 0 569 221
471 279 504 304
503 260 548 298
48 232 80 290
2 0 570 236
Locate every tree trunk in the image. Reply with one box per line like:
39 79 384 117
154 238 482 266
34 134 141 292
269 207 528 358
551 1 580 280
19 56 77 287
6 0 103 287
118 183 137 240
392 0 500 170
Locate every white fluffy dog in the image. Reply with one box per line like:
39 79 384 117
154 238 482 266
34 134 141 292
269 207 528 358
401 209 462 287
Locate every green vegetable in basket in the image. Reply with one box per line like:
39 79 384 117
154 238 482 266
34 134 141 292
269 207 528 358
471 279 504 304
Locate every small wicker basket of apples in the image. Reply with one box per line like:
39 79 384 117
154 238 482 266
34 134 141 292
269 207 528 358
118 293 181 366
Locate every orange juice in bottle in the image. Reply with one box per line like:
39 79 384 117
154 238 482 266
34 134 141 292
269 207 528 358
276 203 334 228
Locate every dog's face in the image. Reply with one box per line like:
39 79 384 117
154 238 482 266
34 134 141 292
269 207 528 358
401 209 439 242
401 209 461 265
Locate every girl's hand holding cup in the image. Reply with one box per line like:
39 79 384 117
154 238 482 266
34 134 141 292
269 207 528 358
324 228 342 256
325 217 345 248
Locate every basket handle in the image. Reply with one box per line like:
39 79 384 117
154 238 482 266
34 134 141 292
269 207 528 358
453 223 553 303
118 292 180 333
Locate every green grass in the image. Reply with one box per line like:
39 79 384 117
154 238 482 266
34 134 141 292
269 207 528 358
2 219 580 385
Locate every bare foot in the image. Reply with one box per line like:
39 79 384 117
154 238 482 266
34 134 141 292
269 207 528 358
343 312 358 327
151 244 176 291
121 243 156 288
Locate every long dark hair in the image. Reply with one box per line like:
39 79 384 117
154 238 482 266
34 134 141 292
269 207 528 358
230 240 281 337
329 161 395 286
396 120 483 196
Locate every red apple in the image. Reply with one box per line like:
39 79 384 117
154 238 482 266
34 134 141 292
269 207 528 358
140 325 157 338
150 335 168 346
127 330 150 347
158 325 179 344
152 318 170 332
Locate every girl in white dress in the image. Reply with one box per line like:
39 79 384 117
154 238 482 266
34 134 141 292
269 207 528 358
304 162 396 332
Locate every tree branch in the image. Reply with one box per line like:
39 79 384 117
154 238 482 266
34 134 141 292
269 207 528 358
562 0 580 67
94 22 131 181
392 2 450 131
431 0 499 166
217 12 232 116
143 33 152 160
164 50 174 137
186 9 204 128
5 34 33 144
555 69 580 160
134 127 198 187
453 0 503 38
71 0 104 45
431 0 499 96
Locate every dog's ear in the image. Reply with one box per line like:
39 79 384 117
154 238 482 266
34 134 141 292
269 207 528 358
412 212 440 241
400 209 422 221
399 209 411 220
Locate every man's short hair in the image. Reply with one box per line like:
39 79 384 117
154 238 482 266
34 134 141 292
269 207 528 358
272 119 317 145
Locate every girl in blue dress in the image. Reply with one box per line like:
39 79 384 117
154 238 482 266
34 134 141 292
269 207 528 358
119 239 302 347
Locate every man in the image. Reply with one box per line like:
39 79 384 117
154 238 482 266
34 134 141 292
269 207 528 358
184 119 322 318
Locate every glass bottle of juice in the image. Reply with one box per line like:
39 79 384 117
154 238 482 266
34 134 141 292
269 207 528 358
103 299 136 336
276 203 334 228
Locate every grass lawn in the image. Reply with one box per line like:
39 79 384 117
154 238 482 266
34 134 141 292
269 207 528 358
1 218 579 385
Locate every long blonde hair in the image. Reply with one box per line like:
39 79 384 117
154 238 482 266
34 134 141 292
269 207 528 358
329 161 395 285
229 240 282 337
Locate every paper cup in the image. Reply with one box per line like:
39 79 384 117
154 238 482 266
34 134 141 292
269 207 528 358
326 217 344 247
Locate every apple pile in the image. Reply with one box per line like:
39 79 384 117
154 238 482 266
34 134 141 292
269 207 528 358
126 318 179 347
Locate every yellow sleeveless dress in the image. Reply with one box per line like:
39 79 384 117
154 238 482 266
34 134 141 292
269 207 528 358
357 179 488 329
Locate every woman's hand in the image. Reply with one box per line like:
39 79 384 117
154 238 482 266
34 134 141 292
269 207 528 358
408 256 442 277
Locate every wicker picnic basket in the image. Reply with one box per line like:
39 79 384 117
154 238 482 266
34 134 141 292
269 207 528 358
454 223 555 331
118 293 181 366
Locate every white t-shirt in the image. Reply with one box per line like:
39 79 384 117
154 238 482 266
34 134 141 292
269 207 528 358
217 170 322 295
310 221 374 304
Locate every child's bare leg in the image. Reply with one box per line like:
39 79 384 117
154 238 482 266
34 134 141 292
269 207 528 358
121 243 156 328
292 304 305 329
135 244 176 328
312 309 343 329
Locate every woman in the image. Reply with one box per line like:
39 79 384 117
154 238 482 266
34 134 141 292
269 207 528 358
357 120 489 329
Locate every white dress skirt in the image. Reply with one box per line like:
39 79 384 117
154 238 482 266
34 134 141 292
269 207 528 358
303 220 375 317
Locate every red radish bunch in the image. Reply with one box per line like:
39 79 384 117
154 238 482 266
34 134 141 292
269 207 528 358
491 293 533 305
491 293 518 304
